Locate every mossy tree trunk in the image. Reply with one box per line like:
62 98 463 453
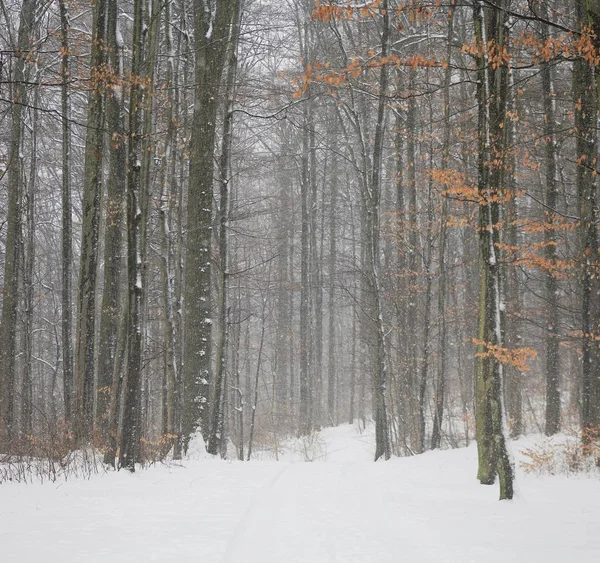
473 0 514 500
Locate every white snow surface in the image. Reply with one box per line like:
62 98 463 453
2 424 600 562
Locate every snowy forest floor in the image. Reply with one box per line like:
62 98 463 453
2 424 600 562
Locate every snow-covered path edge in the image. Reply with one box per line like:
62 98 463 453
2 424 600 563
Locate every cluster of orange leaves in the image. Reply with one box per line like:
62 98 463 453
497 242 573 279
292 54 442 98
312 1 440 23
431 168 516 207
517 33 568 64
462 39 511 69
431 169 477 202
567 329 600 342
473 339 538 372
516 25 600 67
519 217 577 235
313 0 382 21
462 24 600 71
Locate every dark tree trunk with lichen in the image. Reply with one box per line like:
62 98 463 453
182 0 238 452
575 0 600 446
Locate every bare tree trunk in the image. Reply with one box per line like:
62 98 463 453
75 0 107 443
327 153 338 424
368 0 391 461
58 0 74 428
406 66 420 452
299 50 313 435
120 0 145 470
208 0 241 455
417 118 435 454
310 118 323 428
182 0 237 450
577 0 600 448
431 5 454 451
157 0 180 456
504 65 523 438
22 80 39 439
473 0 514 500
0 0 35 445
540 3 560 436
97 0 126 434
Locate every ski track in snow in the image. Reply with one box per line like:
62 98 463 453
2 425 600 562
221 462 293 563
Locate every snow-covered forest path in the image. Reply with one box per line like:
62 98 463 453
3 425 600 562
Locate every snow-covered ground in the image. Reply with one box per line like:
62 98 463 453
2 424 600 562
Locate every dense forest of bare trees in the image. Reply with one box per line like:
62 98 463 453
0 0 599 498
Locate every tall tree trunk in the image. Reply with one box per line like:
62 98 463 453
208 0 241 455
22 80 39 439
575 0 600 447
327 153 338 424
417 102 436 454
97 0 126 434
299 34 313 435
406 66 420 452
0 0 35 445
75 0 107 443
473 0 514 500
504 64 523 438
182 0 236 451
540 3 560 436
310 117 323 428
158 0 180 455
368 0 391 461
120 0 145 470
431 4 455 451
59 0 74 428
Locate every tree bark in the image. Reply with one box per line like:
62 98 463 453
58 0 74 428
473 0 514 500
368 0 391 461
182 0 237 451
97 0 126 434
75 0 107 443
120 0 145 470
208 0 241 455
575 0 600 446
0 0 35 445
540 2 561 436
431 4 454 451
